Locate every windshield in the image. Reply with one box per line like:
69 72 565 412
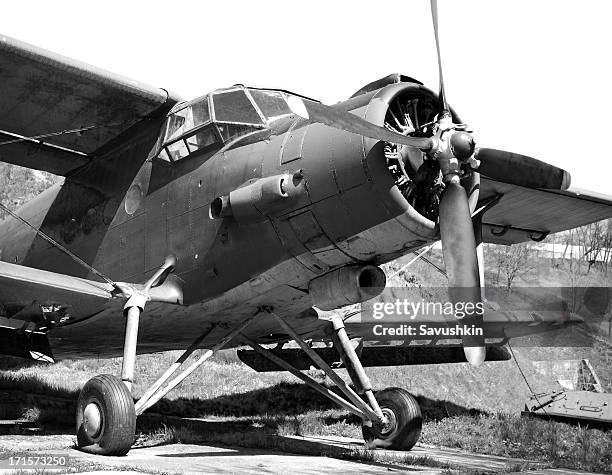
163 96 211 143
212 89 263 124
155 86 296 163
248 89 293 122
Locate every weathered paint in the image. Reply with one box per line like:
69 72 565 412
0 81 468 359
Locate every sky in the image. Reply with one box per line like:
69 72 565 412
1 0 611 193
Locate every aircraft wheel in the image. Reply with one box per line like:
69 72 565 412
362 387 422 450
76 374 136 455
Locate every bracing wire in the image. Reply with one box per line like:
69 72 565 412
0 201 116 286
0 118 145 147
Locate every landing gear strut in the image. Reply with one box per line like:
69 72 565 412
76 256 184 456
75 285 421 455
75 294 145 456
245 312 423 450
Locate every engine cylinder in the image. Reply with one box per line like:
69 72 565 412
309 265 386 311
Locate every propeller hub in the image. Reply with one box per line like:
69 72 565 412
450 131 475 161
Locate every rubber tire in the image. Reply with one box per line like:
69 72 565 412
362 387 422 450
76 374 136 456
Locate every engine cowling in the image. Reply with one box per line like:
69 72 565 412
360 80 479 224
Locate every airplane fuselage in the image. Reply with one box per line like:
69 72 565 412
0 81 476 358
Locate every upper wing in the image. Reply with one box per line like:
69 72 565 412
478 177 612 245
0 34 178 175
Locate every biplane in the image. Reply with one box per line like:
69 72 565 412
0 1 610 456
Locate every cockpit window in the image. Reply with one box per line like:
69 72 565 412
248 90 292 121
156 94 221 163
169 140 191 161
212 89 263 124
217 123 256 142
163 96 211 143
192 100 210 125
186 127 217 153
158 148 171 162
155 86 298 163
165 113 188 141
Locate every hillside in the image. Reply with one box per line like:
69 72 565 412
0 163 60 215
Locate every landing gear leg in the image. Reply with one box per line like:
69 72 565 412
75 257 181 456
249 312 422 451
75 296 144 455
329 317 422 450
328 317 385 422
120 302 144 392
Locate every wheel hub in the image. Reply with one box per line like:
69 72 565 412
83 402 103 438
379 407 397 436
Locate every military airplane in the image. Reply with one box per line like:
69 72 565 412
1 0 611 457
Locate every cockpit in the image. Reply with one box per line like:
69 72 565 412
155 86 294 162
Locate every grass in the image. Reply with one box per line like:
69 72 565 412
1 254 611 472
2 351 611 473
421 413 612 472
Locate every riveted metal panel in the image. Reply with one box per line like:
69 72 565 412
119 214 145 281
311 245 351 267
165 173 191 218
144 190 168 273
287 210 350 268
288 211 332 251
280 123 308 165
270 218 329 273
298 123 338 203
329 107 368 192
167 211 196 274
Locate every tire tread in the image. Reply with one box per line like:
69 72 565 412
362 387 422 450
76 374 136 456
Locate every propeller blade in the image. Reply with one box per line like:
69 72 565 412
464 346 486 367
285 94 434 151
430 0 448 112
476 148 571 190
439 181 486 366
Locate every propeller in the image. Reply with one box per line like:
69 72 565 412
438 180 486 366
283 1 574 365
284 86 571 192
284 94 434 152
430 0 571 192
283 0 486 365
424 0 485 365
475 148 571 190
430 0 448 112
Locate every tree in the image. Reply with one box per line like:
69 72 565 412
490 242 534 292
0 163 60 218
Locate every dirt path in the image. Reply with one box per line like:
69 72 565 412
0 418 595 474
0 434 440 474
